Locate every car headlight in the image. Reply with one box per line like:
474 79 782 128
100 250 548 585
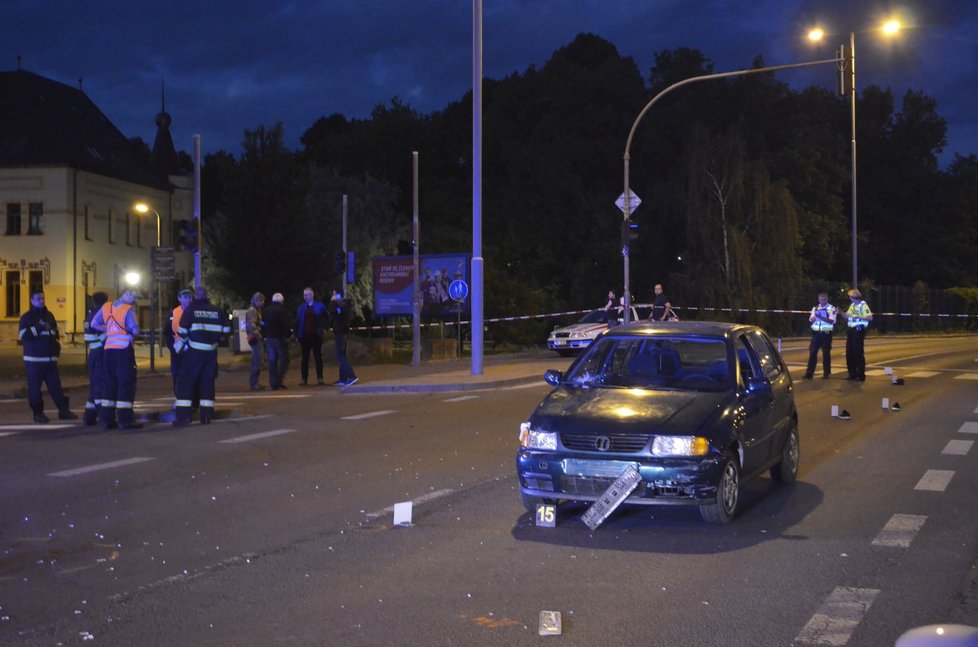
651 435 709 456
519 422 558 450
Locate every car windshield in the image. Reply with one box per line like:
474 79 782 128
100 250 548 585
577 309 615 324
564 336 730 392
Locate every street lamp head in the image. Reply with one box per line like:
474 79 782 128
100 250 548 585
134 202 150 214
124 271 141 287
807 28 825 42
881 19 901 36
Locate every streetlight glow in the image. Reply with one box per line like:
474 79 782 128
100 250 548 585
881 19 901 36
124 271 141 286
807 28 824 42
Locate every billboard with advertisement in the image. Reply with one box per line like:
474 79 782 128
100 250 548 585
373 253 470 317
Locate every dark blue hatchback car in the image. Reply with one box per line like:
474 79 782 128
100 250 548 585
517 321 799 523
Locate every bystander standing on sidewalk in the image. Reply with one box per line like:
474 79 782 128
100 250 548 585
295 287 327 386
18 291 77 423
245 292 265 391
263 292 291 390
330 289 357 386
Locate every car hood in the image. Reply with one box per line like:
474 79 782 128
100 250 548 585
530 385 730 436
550 322 607 336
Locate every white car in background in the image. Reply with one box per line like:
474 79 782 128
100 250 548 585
547 304 653 356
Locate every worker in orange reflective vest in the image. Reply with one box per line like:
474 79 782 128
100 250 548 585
164 288 193 395
91 288 140 430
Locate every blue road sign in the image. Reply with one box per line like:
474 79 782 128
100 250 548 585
448 279 469 303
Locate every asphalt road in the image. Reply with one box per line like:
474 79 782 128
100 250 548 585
1 336 977 646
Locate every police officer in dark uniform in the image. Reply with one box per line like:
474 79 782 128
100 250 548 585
82 291 109 425
173 287 229 426
18 291 77 423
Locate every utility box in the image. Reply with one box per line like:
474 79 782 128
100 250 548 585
230 309 250 354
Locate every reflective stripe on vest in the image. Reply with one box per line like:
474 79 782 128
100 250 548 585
24 355 57 363
811 306 836 332
847 301 871 328
188 340 219 351
102 302 134 349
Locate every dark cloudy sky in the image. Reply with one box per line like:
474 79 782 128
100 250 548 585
7 1 978 166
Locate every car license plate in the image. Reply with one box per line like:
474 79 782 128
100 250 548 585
581 465 642 530
553 340 565 346
563 459 639 478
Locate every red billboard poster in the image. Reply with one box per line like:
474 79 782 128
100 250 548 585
373 253 469 316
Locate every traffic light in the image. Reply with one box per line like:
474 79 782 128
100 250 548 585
837 45 854 96
175 219 198 252
620 218 639 250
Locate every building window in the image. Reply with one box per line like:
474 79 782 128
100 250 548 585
28 203 43 235
108 209 115 244
5 203 21 235
5 271 21 317
28 270 43 297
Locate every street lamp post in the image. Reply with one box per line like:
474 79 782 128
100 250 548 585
134 203 161 373
621 57 840 321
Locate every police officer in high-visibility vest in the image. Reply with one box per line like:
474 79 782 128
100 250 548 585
803 290 837 379
18 291 77 423
173 287 229 426
82 291 109 426
164 288 193 396
840 288 873 381
91 288 141 430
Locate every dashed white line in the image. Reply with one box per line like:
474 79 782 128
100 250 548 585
443 395 479 402
904 370 939 378
341 410 396 421
958 422 978 434
914 469 955 492
794 586 880 646
954 374 978 381
219 428 297 444
0 431 19 438
0 424 76 431
364 488 455 519
943 439 974 456
49 457 155 478
871 514 927 548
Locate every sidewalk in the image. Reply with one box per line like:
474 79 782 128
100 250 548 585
0 343 568 400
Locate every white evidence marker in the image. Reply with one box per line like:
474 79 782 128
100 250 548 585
393 501 413 526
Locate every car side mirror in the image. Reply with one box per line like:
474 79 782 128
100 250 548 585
544 369 563 386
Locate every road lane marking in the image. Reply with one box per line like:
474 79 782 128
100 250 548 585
904 370 939 378
864 369 887 377
49 457 155 478
871 514 927 548
914 469 954 491
365 488 455 519
0 431 18 438
954 373 978 380
0 424 76 431
958 422 978 434
943 439 974 455
341 410 396 420
220 428 297 444
794 586 880 646
443 395 479 402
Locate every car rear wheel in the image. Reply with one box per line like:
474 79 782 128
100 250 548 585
770 422 800 484
700 452 740 524
521 493 558 512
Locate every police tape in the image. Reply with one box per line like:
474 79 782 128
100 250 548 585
351 306 974 333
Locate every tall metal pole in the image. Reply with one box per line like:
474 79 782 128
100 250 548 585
849 32 859 289
412 152 421 367
471 0 484 375
148 211 160 373
193 135 202 288
622 156 631 322
342 194 348 295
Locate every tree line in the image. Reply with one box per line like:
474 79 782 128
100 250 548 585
190 33 978 337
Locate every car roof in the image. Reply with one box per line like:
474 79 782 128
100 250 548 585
601 320 761 340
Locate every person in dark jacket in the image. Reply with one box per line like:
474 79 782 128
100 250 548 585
82 291 109 425
262 292 292 390
173 287 230 426
164 288 194 396
330 289 357 386
295 287 327 386
18 291 77 423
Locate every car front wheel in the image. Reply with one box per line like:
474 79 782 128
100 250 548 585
700 452 740 524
